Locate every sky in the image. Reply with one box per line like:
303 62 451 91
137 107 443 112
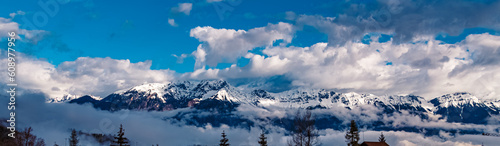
0 0 500 99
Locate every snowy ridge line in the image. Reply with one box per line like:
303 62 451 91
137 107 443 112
50 80 500 113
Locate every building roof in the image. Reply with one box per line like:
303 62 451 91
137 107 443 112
360 141 389 146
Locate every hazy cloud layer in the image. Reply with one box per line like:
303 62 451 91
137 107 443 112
0 93 498 145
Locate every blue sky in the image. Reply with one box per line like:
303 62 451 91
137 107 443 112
2 0 338 72
1 0 500 99
2 0 495 73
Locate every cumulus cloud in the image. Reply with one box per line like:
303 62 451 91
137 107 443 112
172 3 193 15
0 17 46 41
0 52 175 98
178 1 500 99
189 22 294 68
185 53 290 80
185 33 500 99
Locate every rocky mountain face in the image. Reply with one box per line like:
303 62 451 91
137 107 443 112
430 92 500 124
69 80 242 112
65 80 500 134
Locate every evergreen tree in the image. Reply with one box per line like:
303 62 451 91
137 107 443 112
111 124 130 146
69 129 78 146
345 120 360 146
258 131 267 146
54 142 59 146
378 132 386 142
219 131 229 146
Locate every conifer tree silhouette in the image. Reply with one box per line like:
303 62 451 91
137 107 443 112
219 131 229 146
258 131 267 146
345 120 360 146
378 132 386 142
111 124 130 146
69 129 78 146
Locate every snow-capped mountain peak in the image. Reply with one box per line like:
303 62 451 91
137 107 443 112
48 94 101 103
209 89 240 102
115 82 169 102
431 92 482 107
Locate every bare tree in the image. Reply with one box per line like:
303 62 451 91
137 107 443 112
14 127 45 146
288 110 319 146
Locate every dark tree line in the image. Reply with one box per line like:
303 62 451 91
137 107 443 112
2 118 389 146
345 120 389 146
0 121 45 146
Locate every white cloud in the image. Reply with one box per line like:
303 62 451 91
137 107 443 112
168 18 178 27
184 53 290 80
0 17 46 41
0 53 175 98
189 22 294 67
184 33 500 99
173 3 193 15
192 44 207 68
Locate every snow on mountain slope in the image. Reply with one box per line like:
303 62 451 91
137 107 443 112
65 80 500 134
48 94 101 103
116 83 169 103
67 80 497 118
430 92 482 107
429 92 499 124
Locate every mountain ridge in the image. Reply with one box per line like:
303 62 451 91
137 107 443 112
62 80 500 135
60 80 499 111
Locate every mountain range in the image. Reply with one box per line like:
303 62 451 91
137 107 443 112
60 80 500 135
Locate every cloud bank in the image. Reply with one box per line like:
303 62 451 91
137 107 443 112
186 32 500 99
0 53 175 98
